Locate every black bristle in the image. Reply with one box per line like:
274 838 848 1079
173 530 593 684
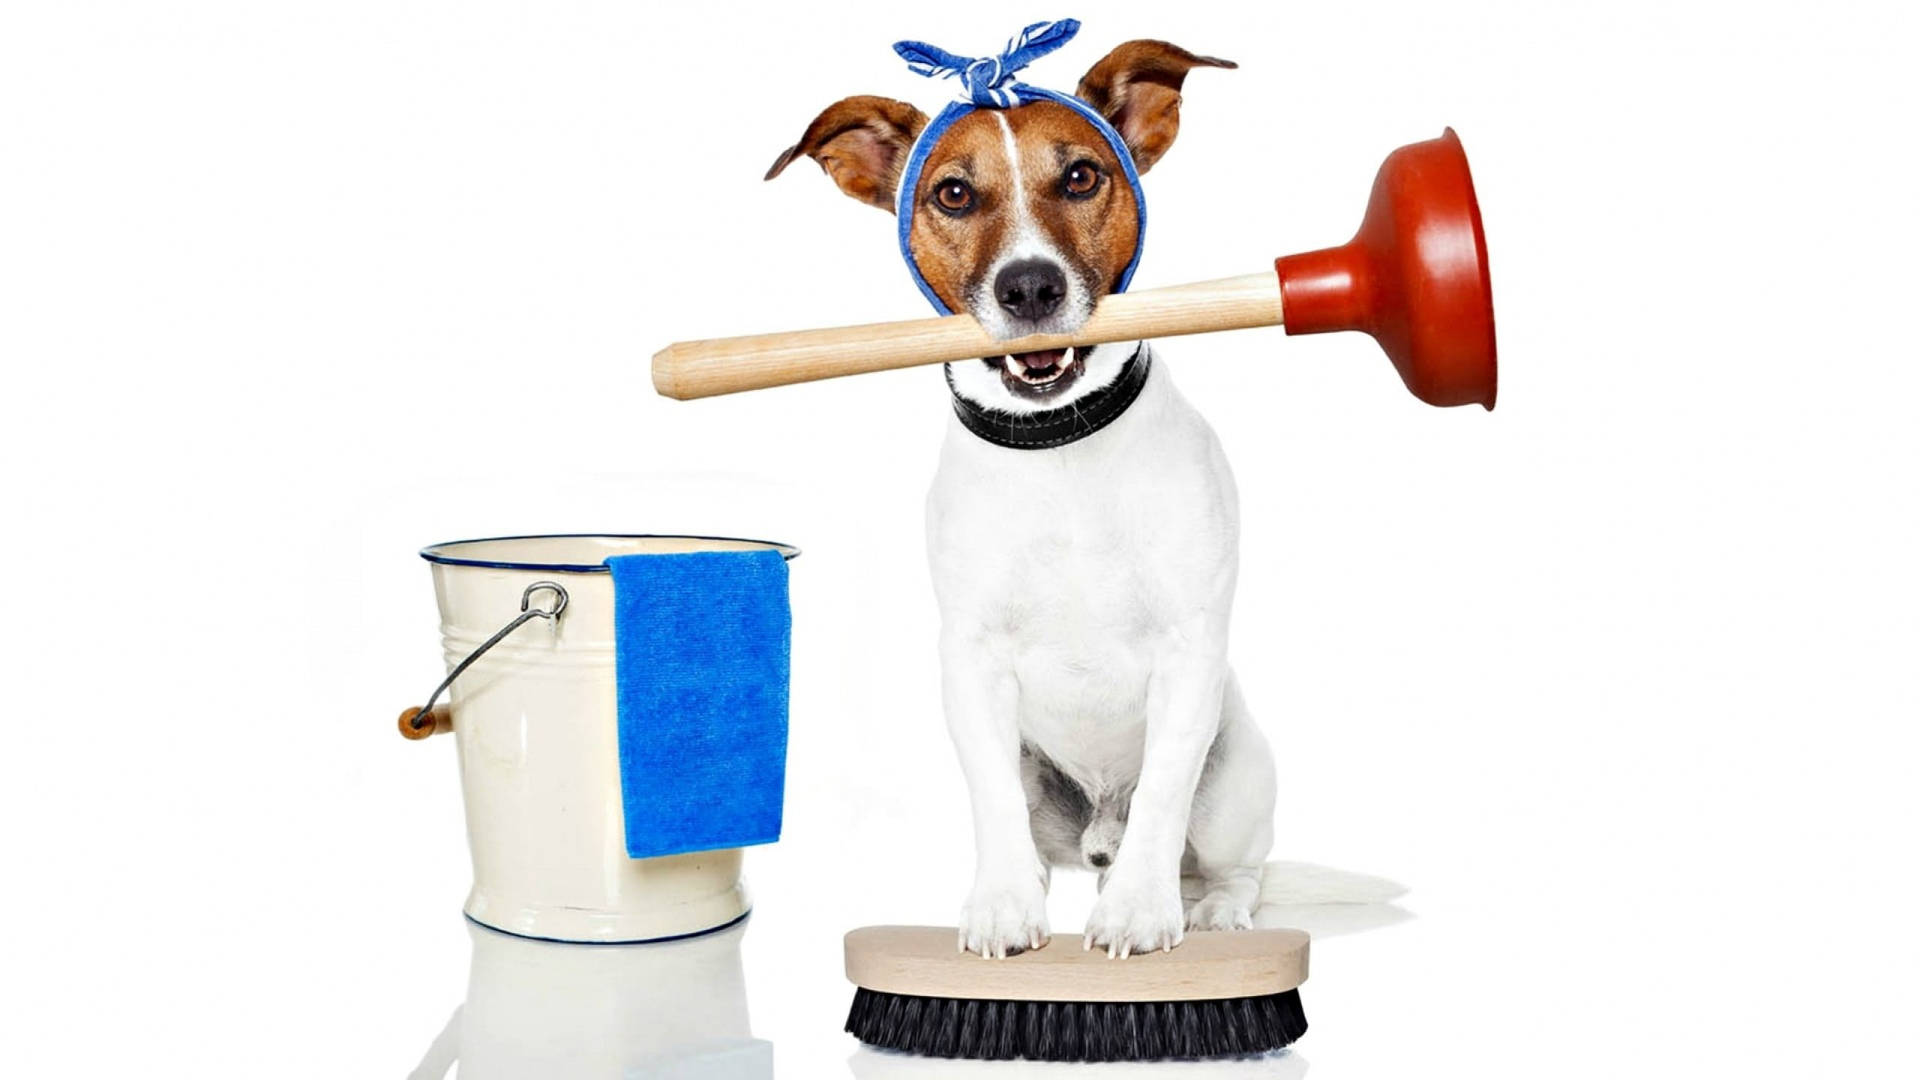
996 999 1020 1060
1033 1001 1058 1061
1163 1001 1184 1056
1141 1000 1169 1059
930 996 959 1057
971 999 996 1059
845 987 1307 1062
955 998 981 1058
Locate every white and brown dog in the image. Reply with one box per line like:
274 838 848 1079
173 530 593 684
770 33 1395 959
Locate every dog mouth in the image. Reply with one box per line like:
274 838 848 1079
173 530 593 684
987 347 1084 399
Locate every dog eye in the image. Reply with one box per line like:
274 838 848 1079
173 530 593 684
934 179 975 216
1063 160 1101 198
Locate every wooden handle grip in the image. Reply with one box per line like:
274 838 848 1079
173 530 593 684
652 272 1285 400
397 705 452 740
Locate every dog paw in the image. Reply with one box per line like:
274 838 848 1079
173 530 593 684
958 872 1050 959
1185 891 1254 932
1083 872 1185 958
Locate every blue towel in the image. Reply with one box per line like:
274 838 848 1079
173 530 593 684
606 550 791 859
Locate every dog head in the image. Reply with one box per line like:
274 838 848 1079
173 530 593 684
768 40 1233 412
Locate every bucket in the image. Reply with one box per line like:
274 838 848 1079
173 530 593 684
403 534 798 944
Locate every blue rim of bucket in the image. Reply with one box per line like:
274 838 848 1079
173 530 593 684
420 533 801 573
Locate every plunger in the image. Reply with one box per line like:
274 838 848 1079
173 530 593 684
651 129 1496 409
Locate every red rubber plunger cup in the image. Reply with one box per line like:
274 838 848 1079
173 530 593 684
1275 128 1498 409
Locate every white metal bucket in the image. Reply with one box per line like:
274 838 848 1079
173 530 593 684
415 534 798 944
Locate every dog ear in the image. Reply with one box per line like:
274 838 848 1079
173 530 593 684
765 95 929 212
1075 40 1235 174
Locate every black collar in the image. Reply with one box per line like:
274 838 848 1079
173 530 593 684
946 344 1151 450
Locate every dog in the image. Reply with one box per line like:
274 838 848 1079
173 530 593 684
770 38 1391 959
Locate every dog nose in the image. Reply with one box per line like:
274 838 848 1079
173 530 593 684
1087 852 1111 868
995 258 1067 320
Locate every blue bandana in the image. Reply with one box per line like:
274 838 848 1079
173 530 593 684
892 19 1146 315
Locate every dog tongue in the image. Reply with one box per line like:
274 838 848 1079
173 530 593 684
1011 348 1067 372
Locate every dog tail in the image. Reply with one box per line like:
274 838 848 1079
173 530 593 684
1257 860 1408 905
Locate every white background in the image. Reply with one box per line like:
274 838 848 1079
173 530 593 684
3 2 1916 1076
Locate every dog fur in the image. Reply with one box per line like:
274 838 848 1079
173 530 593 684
771 40 1387 959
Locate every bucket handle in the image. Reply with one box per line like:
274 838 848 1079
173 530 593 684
397 581 570 740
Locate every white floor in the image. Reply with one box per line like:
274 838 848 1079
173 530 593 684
381 841 1892 1078
399 882 1408 1079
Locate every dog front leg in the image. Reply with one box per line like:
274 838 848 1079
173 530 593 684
943 626 1049 958
1083 623 1228 957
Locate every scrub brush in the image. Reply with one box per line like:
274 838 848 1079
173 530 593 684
843 925 1310 1062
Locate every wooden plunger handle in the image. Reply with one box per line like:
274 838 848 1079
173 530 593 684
652 272 1285 401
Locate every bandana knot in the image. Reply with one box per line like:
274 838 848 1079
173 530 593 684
894 19 1080 108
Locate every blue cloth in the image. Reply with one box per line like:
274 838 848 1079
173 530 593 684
895 19 1081 108
891 19 1147 315
606 550 791 859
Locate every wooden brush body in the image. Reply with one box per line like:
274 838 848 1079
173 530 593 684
844 925 1310 1002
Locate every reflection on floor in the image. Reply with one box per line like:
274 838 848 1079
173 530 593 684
407 918 770 1080
1253 900 1412 939
404 900 1409 1077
